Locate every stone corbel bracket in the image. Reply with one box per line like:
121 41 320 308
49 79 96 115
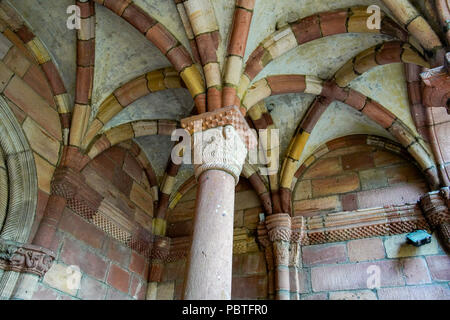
0 239 55 277
180 105 257 151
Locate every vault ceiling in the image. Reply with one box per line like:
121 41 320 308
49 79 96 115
6 0 436 190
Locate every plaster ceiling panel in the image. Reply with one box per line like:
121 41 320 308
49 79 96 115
349 63 419 136
134 0 191 53
8 0 76 109
265 93 316 163
92 4 170 116
135 135 174 180
103 88 193 131
298 101 395 165
244 0 389 62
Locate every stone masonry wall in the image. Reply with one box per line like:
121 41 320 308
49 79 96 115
299 233 450 300
29 146 154 300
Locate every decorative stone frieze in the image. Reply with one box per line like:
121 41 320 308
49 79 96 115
0 240 55 277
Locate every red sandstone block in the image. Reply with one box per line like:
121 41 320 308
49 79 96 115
291 15 322 44
303 157 342 179
77 39 95 67
78 275 107 300
58 208 105 249
146 23 178 55
89 152 117 182
3 46 31 77
267 75 306 95
244 46 265 80
41 61 66 95
231 275 268 299
402 257 432 285
122 152 143 183
228 8 252 57
311 260 404 292
122 4 156 34
344 90 367 111
129 251 146 278
166 46 193 72
107 264 131 294
297 269 309 294
31 283 59 300
362 101 396 128
342 152 374 171
378 285 450 300
319 10 347 36
375 42 402 65
407 81 422 105
112 167 133 196
425 255 450 281
347 238 385 262
302 243 347 266
106 239 131 267
385 164 422 184
129 275 147 300
104 146 126 166
23 64 55 107
311 173 360 197
241 252 267 275
60 238 85 266
341 193 357 212
373 150 404 167
104 0 130 16
357 183 427 209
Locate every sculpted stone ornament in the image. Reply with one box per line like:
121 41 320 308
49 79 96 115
193 125 247 184
0 240 55 277
421 52 450 112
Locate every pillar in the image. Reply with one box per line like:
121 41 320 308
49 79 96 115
265 213 291 300
181 106 255 300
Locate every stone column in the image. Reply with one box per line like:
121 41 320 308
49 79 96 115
420 188 450 251
289 216 307 300
257 222 275 299
265 213 291 300
181 106 255 300
146 236 170 300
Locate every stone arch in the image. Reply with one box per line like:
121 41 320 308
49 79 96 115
0 95 38 298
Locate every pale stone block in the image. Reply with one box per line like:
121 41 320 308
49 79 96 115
203 62 221 88
23 117 60 166
156 281 175 300
184 0 218 35
329 290 377 300
243 79 271 110
132 120 158 137
43 263 78 296
0 32 12 59
384 233 439 258
267 27 297 59
146 282 157 300
33 152 55 194
223 56 243 86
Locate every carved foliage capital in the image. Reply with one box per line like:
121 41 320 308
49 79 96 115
0 240 55 277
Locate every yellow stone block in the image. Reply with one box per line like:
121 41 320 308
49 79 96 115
105 123 134 146
23 118 60 165
280 158 297 189
288 131 310 160
33 152 55 194
180 65 205 98
97 94 123 124
147 69 166 92
152 217 167 236
130 181 154 216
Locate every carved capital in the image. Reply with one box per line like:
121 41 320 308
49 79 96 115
192 125 248 184
0 240 55 277
421 53 450 112
419 189 450 228
265 213 292 242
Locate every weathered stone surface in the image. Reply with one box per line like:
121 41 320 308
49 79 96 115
347 238 385 262
329 290 377 300
384 233 439 258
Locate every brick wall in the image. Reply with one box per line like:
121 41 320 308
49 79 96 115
299 233 450 300
29 146 154 300
294 144 428 215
